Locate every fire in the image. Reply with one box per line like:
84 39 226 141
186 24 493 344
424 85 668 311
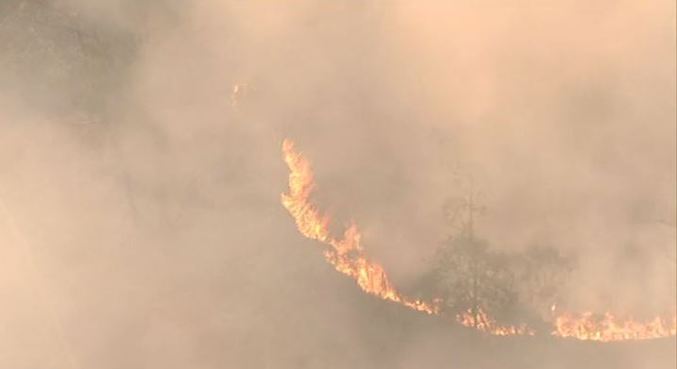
456 308 534 336
281 139 437 314
552 311 677 342
281 138 676 342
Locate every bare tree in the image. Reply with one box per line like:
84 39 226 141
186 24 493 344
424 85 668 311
430 177 519 327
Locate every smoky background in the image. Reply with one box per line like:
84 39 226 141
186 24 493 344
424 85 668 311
0 1 674 368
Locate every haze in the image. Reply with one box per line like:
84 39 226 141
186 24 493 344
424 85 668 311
0 1 675 368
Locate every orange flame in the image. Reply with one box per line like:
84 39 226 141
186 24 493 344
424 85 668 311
456 308 534 336
281 139 437 314
552 311 676 342
281 138 676 341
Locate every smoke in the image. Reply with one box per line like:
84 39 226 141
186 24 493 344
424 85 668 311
0 0 674 368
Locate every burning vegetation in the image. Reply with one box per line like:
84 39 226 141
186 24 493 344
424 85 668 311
281 138 677 342
281 139 437 314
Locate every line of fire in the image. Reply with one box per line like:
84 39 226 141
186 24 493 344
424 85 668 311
281 139 676 343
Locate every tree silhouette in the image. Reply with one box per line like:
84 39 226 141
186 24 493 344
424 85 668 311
430 177 520 326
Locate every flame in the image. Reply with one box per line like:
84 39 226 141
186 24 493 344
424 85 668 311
552 311 677 342
281 139 437 314
281 138 676 341
456 308 534 336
